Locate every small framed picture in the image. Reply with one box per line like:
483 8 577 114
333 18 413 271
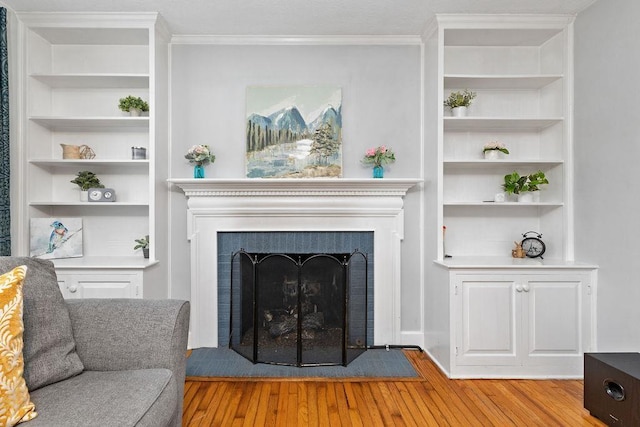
30 218 83 259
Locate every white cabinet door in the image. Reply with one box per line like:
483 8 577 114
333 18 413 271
455 275 519 366
522 275 590 367
57 271 142 299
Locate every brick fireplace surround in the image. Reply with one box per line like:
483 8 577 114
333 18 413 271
170 178 420 348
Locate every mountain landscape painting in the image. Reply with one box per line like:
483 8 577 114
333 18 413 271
246 86 342 178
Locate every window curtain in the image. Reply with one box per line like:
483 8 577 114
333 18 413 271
0 7 10 255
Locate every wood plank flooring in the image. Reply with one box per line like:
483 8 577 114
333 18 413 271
183 350 606 426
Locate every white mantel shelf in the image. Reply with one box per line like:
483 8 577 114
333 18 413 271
168 178 422 196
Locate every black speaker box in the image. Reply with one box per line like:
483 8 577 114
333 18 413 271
584 353 640 426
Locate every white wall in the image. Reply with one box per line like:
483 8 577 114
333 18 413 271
169 42 425 342
575 0 640 350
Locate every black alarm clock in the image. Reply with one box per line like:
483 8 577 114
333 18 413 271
521 231 545 259
88 188 116 202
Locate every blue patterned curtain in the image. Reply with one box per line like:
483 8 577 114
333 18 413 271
0 8 9 255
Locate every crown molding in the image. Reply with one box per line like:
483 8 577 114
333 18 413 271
170 34 423 46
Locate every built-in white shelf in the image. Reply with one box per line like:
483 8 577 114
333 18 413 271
30 116 149 131
434 256 597 269
444 117 562 131
442 26 565 47
30 73 149 88
29 26 149 46
29 201 149 207
444 74 563 89
30 159 150 167
443 201 563 207
444 159 563 167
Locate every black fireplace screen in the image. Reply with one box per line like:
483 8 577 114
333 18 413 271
229 250 368 367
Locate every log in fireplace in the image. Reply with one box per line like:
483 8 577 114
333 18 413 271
230 250 368 367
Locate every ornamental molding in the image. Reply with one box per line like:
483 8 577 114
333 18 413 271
169 178 421 198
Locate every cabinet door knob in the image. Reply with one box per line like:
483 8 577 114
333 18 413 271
523 284 530 292
516 285 523 292
68 285 77 293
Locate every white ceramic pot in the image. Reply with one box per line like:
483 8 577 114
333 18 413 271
517 192 534 203
484 150 500 160
79 190 88 202
129 108 142 117
451 106 468 117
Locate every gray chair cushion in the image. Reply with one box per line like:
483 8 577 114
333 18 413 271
0 257 83 390
27 369 176 427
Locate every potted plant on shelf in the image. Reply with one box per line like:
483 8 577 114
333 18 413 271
118 96 149 117
70 170 104 202
483 141 509 160
502 170 549 203
444 89 476 117
134 235 149 259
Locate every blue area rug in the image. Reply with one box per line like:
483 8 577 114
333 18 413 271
186 347 419 379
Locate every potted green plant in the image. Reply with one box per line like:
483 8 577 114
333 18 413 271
134 235 149 258
118 96 149 117
444 89 476 117
482 141 509 160
502 170 549 202
70 170 104 201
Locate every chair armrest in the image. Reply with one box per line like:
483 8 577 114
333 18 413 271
66 299 190 372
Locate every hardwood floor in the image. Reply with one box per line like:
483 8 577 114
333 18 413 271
183 350 606 426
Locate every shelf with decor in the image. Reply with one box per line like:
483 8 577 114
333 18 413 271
443 159 563 166
443 117 563 131
30 116 149 131
18 12 170 298
29 202 149 207
30 159 149 167
443 202 564 207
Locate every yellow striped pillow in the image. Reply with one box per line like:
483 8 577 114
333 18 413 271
0 265 37 426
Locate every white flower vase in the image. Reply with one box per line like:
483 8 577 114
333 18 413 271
129 108 142 117
451 106 468 117
484 150 500 160
517 192 534 203
79 190 88 202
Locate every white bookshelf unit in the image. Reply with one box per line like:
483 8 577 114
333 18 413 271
17 13 170 298
424 15 597 378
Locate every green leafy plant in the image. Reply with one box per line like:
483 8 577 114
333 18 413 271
118 96 149 112
444 89 477 109
503 171 549 194
133 235 149 250
70 171 104 191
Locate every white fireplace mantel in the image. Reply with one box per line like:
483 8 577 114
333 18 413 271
169 178 419 196
169 178 421 348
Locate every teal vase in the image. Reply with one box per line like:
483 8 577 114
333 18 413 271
193 164 205 179
373 165 384 178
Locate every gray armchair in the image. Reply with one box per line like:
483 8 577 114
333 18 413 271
0 257 189 427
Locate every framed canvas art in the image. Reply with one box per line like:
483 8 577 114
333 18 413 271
246 86 342 178
30 217 83 259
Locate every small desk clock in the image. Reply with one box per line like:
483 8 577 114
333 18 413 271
521 231 545 259
88 188 116 202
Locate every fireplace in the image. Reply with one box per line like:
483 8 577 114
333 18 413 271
169 178 420 349
230 250 368 366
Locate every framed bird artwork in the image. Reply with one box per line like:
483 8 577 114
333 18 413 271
30 218 83 259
